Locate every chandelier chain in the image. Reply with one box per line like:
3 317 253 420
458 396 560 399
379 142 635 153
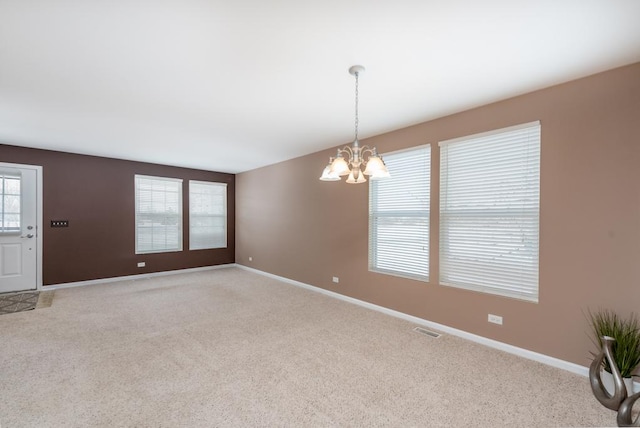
354 71 359 142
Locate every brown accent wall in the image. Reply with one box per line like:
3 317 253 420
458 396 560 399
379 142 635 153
236 62 640 367
0 145 235 285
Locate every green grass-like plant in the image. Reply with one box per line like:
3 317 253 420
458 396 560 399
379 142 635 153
588 309 640 378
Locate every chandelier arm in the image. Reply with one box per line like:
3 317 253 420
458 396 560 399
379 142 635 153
337 145 354 161
359 146 375 161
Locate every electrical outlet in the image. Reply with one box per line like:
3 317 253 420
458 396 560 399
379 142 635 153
137 262 145 268
249 257 253 262
332 277 339 283
488 314 503 325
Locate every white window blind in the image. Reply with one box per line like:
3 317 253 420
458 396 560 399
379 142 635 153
189 181 227 250
135 175 183 254
439 121 540 302
369 145 430 280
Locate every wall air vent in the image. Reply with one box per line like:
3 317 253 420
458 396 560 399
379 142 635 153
413 327 441 338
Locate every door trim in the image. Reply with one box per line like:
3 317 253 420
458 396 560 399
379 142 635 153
0 162 43 291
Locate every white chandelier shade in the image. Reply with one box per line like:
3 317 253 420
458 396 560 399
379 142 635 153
319 65 390 184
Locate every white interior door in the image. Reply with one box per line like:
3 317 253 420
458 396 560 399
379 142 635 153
0 164 39 293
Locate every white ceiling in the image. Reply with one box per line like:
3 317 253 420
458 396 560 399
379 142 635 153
1 1 639 174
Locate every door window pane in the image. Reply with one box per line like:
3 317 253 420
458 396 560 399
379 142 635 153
1 174 21 233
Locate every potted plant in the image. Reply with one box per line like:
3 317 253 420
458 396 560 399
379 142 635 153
588 309 640 395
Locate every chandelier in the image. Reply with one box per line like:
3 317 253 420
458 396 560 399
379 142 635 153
319 65 390 184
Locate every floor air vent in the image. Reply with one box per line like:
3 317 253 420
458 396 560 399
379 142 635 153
413 327 441 338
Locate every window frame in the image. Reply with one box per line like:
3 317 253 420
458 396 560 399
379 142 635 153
438 121 541 302
368 144 431 282
189 180 228 250
134 174 183 255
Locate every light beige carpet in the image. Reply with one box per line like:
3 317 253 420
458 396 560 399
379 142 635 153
0 268 617 427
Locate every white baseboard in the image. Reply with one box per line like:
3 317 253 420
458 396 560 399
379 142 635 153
45 263 236 290
236 264 628 385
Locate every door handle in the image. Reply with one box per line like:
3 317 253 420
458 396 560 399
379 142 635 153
21 234 34 239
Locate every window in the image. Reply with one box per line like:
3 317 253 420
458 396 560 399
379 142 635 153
135 175 183 254
189 181 227 250
369 145 430 280
1 173 21 233
439 121 540 302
